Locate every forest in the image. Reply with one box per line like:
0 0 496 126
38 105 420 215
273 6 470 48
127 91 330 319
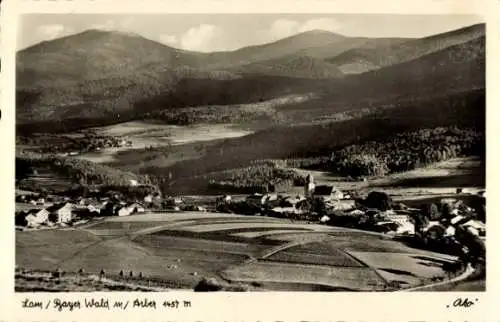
199 126 484 194
330 127 484 178
16 151 151 189
206 161 305 194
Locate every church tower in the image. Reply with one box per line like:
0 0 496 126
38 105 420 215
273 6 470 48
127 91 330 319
304 174 315 197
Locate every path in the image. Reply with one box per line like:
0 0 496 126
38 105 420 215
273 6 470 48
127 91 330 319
398 263 476 292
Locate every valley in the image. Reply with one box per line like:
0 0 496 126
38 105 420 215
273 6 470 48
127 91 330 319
15 19 486 292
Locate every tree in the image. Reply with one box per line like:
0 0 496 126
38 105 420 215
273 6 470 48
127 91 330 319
429 203 441 220
421 203 441 221
441 203 454 219
362 191 392 211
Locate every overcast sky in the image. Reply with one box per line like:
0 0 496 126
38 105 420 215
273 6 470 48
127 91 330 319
18 14 484 52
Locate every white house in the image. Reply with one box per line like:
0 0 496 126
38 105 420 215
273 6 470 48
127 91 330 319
312 185 343 202
284 195 306 206
220 195 232 203
116 206 133 217
384 213 411 226
264 193 278 202
127 202 145 214
87 204 100 214
144 194 153 203
48 203 73 223
246 193 267 206
25 209 50 227
320 215 330 223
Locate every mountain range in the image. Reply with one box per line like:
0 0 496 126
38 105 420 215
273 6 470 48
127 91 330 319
16 23 485 133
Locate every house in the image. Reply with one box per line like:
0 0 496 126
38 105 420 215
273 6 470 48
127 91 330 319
347 209 365 216
283 195 306 207
375 221 400 233
462 219 486 236
87 204 101 214
47 203 74 223
312 185 343 202
116 205 133 217
265 193 278 202
445 225 456 237
172 197 183 205
383 213 411 226
320 215 330 223
35 197 46 205
269 206 306 218
331 200 356 211
126 202 145 214
100 202 120 216
217 195 232 204
246 193 267 206
17 209 50 227
395 221 415 235
271 206 299 214
144 194 153 204
381 213 414 235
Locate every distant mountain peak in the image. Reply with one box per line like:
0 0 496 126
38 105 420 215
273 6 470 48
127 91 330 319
300 29 338 35
78 28 142 38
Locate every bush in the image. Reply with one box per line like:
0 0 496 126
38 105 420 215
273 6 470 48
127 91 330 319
193 278 224 292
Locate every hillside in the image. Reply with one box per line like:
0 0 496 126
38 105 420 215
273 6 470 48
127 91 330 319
327 23 485 74
295 37 410 60
322 36 485 103
17 29 208 87
17 30 350 131
135 88 484 194
16 24 484 134
234 55 344 79
203 29 348 69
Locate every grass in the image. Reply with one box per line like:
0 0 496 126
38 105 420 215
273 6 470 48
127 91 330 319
16 242 101 271
15 271 170 292
221 261 386 291
266 251 362 267
16 211 469 291
16 229 100 247
347 251 456 280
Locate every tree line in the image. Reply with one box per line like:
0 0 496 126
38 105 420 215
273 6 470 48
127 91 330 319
329 127 484 178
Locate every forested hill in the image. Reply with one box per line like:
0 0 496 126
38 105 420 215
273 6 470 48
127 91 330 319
16 23 484 134
330 127 485 178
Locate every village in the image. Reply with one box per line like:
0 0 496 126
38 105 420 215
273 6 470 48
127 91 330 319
15 173 486 265
17 132 133 157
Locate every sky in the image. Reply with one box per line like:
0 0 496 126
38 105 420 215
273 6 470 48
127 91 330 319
18 14 484 52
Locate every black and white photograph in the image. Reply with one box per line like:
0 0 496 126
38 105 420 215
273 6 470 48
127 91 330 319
14 12 486 292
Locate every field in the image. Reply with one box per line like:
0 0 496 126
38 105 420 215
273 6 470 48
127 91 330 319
16 212 462 291
73 121 254 164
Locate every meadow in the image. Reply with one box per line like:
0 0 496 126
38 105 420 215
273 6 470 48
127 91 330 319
16 212 462 291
